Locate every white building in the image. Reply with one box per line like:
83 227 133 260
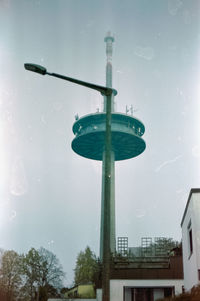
64 188 200 301
95 255 183 301
110 279 183 301
181 188 200 291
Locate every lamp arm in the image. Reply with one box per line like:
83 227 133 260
47 72 117 96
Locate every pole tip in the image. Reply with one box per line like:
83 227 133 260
104 31 114 43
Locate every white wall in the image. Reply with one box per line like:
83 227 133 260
182 192 200 290
193 194 200 271
110 279 183 301
96 289 102 301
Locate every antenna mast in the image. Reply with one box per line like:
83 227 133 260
104 32 115 112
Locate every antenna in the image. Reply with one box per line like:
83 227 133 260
104 32 115 112
104 31 114 64
75 114 79 120
126 105 135 115
130 105 133 115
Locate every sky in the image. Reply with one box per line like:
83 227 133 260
0 0 200 287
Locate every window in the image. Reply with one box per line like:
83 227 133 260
189 229 193 254
164 287 173 298
188 220 193 257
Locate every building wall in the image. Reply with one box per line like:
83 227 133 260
96 289 102 301
78 284 96 298
110 256 183 280
65 284 95 298
181 191 200 291
193 194 200 271
110 279 183 301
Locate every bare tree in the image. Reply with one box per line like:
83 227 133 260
20 248 41 301
37 247 64 289
21 247 64 301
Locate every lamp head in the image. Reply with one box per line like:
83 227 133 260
24 63 47 75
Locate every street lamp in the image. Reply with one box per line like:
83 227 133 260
24 63 117 301
24 63 117 96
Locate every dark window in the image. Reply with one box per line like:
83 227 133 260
198 269 200 281
189 228 193 255
133 288 153 301
188 220 193 257
164 288 173 297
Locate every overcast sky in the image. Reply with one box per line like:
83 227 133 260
0 0 200 286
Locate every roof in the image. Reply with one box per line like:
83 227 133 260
180 188 200 227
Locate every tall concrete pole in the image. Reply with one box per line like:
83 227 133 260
102 91 112 301
101 32 116 301
100 32 116 260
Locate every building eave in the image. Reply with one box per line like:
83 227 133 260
180 188 200 227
